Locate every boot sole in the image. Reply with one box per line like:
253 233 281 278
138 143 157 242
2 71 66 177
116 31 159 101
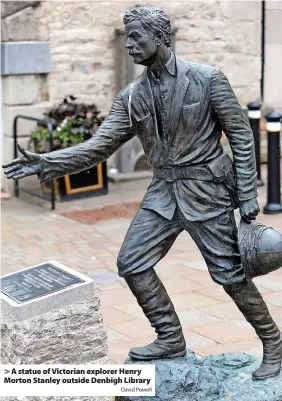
129 349 187 361
252 368 281 381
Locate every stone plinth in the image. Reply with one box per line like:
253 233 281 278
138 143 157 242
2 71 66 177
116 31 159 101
0 261 111 401
116 350 282 401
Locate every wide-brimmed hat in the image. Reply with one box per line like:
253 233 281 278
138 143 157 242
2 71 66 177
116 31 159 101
238 219 282 279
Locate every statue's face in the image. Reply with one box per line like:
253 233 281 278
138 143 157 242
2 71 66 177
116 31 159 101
125 20 158 65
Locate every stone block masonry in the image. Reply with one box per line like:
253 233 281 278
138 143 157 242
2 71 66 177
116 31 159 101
1 1 51 193
3 75 48 106
1 0 262 184
37 0 261 113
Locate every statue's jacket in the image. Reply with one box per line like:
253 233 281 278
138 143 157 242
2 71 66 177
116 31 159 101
39 55 257 221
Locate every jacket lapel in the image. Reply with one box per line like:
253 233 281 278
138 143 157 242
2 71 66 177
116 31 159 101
167 57 190 148
137 56 190 151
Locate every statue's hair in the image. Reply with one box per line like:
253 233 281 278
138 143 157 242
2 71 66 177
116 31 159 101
123 6 171 47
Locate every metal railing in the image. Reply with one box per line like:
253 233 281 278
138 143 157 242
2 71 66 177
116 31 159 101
13 115 56 210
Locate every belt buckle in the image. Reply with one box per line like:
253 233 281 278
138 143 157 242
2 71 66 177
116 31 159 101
166 168 176 182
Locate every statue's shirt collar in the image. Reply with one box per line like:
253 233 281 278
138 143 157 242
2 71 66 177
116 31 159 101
147 52 177 81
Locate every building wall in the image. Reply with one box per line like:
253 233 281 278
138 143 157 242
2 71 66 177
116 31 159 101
1 1 52 193
2 0 263 188
36 0 262 114
264 1 282 112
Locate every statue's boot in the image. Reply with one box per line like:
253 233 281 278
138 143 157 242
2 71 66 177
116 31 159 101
224 280 282 380
124 268 186 360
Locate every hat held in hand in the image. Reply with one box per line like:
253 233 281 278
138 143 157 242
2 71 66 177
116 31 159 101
238 219 282 279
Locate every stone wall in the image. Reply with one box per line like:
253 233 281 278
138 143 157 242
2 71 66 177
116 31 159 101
37 0 262 114
1 1 52 193
38 0 262 173
2 0 262 186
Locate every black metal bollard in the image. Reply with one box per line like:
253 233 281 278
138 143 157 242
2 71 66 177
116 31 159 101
263 111 282 214
247 101 264 186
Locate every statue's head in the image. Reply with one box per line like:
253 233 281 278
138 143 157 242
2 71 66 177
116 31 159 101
124 6 171 65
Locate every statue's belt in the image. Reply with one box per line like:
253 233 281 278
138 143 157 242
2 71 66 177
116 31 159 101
153 154 234 183
153 165 215 182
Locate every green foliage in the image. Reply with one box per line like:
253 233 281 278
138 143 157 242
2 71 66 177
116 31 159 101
31 127 50 151
31 96 105 153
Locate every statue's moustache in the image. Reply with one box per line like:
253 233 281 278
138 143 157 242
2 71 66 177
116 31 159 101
129 50 139 55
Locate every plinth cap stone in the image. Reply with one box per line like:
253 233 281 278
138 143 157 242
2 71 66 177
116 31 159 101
0 260 95 323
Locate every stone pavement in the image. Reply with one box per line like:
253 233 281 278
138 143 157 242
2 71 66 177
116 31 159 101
1 165 282 364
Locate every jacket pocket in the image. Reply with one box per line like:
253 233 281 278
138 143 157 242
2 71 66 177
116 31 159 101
182 101 201 109
136 113 152 130
181 102 201 132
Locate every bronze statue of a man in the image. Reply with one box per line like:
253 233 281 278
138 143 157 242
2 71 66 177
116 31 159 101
3 6 281 380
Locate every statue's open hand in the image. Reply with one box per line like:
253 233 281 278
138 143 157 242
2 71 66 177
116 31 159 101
239 198 260 224
2 144 42 180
